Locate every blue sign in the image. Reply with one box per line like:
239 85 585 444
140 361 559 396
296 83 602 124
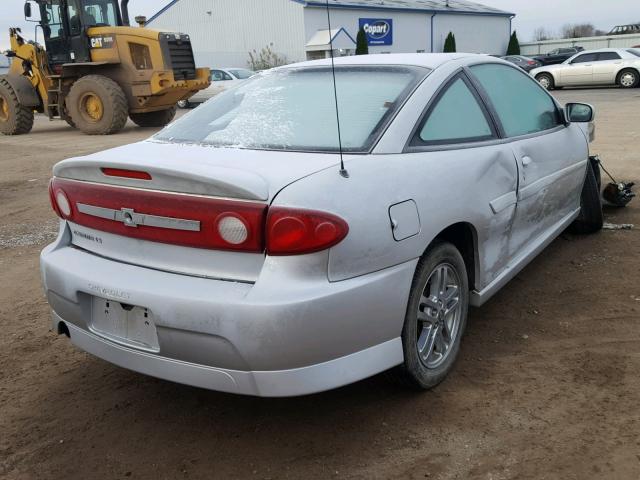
359 18 393 46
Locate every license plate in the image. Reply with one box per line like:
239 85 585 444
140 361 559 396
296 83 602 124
90 297 159 352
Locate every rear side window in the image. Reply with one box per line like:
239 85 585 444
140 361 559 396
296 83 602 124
470 64 562 138
414 76 494 145
598 52 621 61
572 53 598 63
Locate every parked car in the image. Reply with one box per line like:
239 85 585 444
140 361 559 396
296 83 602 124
531 48 640 90
501 55 542 72
533 47 584 65
41 54 602 397
178 67 255 108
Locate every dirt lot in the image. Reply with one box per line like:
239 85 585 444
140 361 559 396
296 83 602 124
1 89 639 480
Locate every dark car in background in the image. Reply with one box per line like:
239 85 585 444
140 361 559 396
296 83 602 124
534 47 584 65
501 55 542 72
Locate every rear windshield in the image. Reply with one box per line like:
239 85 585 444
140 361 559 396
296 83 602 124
154 65 427 153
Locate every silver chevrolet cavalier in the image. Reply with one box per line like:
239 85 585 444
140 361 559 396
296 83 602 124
41 54 603 397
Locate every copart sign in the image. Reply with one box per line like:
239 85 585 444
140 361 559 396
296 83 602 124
359 18 393 46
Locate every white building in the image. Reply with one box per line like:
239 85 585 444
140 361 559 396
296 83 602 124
147 0 515 68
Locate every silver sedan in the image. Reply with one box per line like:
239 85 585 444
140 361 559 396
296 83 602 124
41 54 602 396
531 48 640 89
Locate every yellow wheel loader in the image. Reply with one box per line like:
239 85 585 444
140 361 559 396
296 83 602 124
0 0 210 135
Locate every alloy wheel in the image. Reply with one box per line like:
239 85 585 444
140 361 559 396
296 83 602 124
538 75 551 89
416 263 463 369
620 72 637 88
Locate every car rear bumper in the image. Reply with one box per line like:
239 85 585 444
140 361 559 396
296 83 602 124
40 233 415 396
59 317 401 397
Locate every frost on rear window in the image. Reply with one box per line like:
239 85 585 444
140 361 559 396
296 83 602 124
154 66 427 153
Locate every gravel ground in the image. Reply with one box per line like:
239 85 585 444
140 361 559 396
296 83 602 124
0 89 639 480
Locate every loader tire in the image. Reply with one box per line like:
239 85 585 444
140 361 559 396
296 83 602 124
67 75 128 135
129 107 177 128
0 77 35 135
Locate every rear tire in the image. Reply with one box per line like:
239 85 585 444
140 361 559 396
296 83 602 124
390 242 469 390
67 75 128 135
0 77 35 135
570 161 603 234
129 107 177 127
617 69 639 88
536 73 555 90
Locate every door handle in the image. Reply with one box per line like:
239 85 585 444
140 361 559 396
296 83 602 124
521 156 532 167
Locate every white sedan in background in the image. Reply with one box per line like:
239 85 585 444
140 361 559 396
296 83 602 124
178 67 255 108
531 48 640 90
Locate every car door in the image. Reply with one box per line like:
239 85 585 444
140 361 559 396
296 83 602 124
560 52 598 85
592 51 623 84
468 63 588 257
401 71 520 288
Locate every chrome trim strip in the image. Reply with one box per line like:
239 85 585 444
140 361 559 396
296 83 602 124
77 203 201 232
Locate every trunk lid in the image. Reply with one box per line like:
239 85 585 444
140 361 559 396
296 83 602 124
54 140 341 282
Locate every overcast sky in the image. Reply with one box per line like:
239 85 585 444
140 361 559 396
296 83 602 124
1 0 639 53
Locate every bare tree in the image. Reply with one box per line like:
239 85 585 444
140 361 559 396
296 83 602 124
533 27 553 41
561 23 597 39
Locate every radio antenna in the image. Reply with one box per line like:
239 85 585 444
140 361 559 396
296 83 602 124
325 0 349 178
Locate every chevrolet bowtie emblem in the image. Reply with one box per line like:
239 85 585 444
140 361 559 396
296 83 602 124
120 208 139 228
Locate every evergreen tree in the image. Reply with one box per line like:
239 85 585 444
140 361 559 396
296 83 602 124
355 27 369 55
443 32 456 52
506 31 521 55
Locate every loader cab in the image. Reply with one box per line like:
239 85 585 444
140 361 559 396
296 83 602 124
27 0 126 67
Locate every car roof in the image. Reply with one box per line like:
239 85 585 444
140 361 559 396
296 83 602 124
277 53 482 71
574 48 629 53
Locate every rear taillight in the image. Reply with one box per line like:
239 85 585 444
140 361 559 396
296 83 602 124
47 178 348 255
48 179 61 217
48 177 266 251
49 179 71 219
266 207 348 256
527 60 536 65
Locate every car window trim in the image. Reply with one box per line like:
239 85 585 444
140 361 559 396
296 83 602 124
405 70 499 150
464 62 567 141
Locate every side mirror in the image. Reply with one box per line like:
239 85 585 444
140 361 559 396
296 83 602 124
24 2 32 18
566 102 594 123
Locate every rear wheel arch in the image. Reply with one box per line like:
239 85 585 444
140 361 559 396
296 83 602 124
423 222 479 291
